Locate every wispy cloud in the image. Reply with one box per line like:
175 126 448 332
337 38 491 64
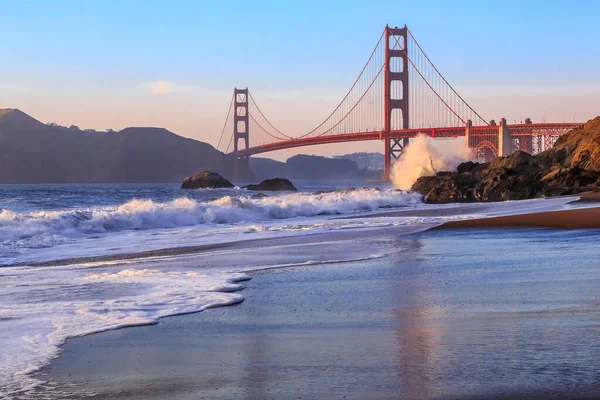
140 80 179 94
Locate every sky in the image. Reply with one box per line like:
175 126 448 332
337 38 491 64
1 0 599 160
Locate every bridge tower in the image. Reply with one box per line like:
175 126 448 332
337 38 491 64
233 88 250 181
383 25 409 181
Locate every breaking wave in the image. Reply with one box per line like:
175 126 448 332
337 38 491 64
0 189 422 250
391 134 473 190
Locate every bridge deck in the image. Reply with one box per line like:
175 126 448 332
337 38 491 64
234 123 581 157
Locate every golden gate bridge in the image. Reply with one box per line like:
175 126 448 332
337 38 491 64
216 25 581 181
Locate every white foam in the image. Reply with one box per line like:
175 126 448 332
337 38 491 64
0 189 422 255
391 134 472 190
0 264 250 398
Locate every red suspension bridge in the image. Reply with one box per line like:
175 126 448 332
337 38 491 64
216 25 581 181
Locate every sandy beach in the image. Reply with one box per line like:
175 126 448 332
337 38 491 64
569 191 600 204
34 216 600 400
437 206 600 230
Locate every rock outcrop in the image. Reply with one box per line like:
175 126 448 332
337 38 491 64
181 171 234 189
412 117 600 203
244 178 297 191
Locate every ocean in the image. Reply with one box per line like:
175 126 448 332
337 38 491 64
0 182 588 398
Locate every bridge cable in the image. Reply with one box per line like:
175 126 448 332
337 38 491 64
247 92 294 139
227 29 385 148
406 29 488 126
314 64 385 137
216 93 234 151
294 29 386 139
248 112 292 141
391 34 466 125
225 127 234 153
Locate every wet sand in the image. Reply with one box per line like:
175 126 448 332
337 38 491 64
19 227 416 268
340 203 493 219
569 191 600 204
437 206 600 230
36 226 600 399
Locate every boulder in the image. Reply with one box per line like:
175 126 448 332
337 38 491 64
411 118 600 203
488 151 541 174
181 171 234 189
413 175 470 204
244 178 297 192
538 117 600 171
456 161 485 174
541 167 600 188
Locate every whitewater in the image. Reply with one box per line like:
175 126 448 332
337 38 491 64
0 183 579 398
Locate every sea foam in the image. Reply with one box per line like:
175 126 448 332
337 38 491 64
0 189 422 251
0 265 250 398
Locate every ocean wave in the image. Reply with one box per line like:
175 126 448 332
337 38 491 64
0 189 422 249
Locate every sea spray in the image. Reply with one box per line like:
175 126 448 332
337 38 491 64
391 135 473 190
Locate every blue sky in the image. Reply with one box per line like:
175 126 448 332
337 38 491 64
1 0 599 158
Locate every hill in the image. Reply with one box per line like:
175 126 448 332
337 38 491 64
250 154 380 181
333 152 384 171
0 109 245 184
0 109 383 184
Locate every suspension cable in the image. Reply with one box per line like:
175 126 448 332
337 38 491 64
236 29 385 141
391 34 466 125
216 93 234 150
295 29 386 139
315 64 384 137
406 28 488 125
248 112 290 141
248 92 294 139
225 127 234 153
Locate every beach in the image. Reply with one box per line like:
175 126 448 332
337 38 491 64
437 206 600 230
2 184 600 399
35 212 600 399
2 3 598 398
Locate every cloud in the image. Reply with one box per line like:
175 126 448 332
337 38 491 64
140 80 178 94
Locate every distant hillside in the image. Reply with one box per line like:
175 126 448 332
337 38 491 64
250 157 287 180
0 109 385 184
250 154 380 181
0 109 247 184
333 152 384 171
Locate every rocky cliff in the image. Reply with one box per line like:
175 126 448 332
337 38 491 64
412 117 600 203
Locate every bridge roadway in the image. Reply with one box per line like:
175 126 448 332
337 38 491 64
234 122 581 157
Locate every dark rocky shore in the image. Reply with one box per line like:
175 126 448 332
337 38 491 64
412 117 600 203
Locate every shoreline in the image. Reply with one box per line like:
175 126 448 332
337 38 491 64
11 227 402 268
8 195 600 398
15 194 599 268
568 191 600 203
436 206 600 230
34 222 600 399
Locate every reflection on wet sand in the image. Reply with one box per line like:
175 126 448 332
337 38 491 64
38 228 600 399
